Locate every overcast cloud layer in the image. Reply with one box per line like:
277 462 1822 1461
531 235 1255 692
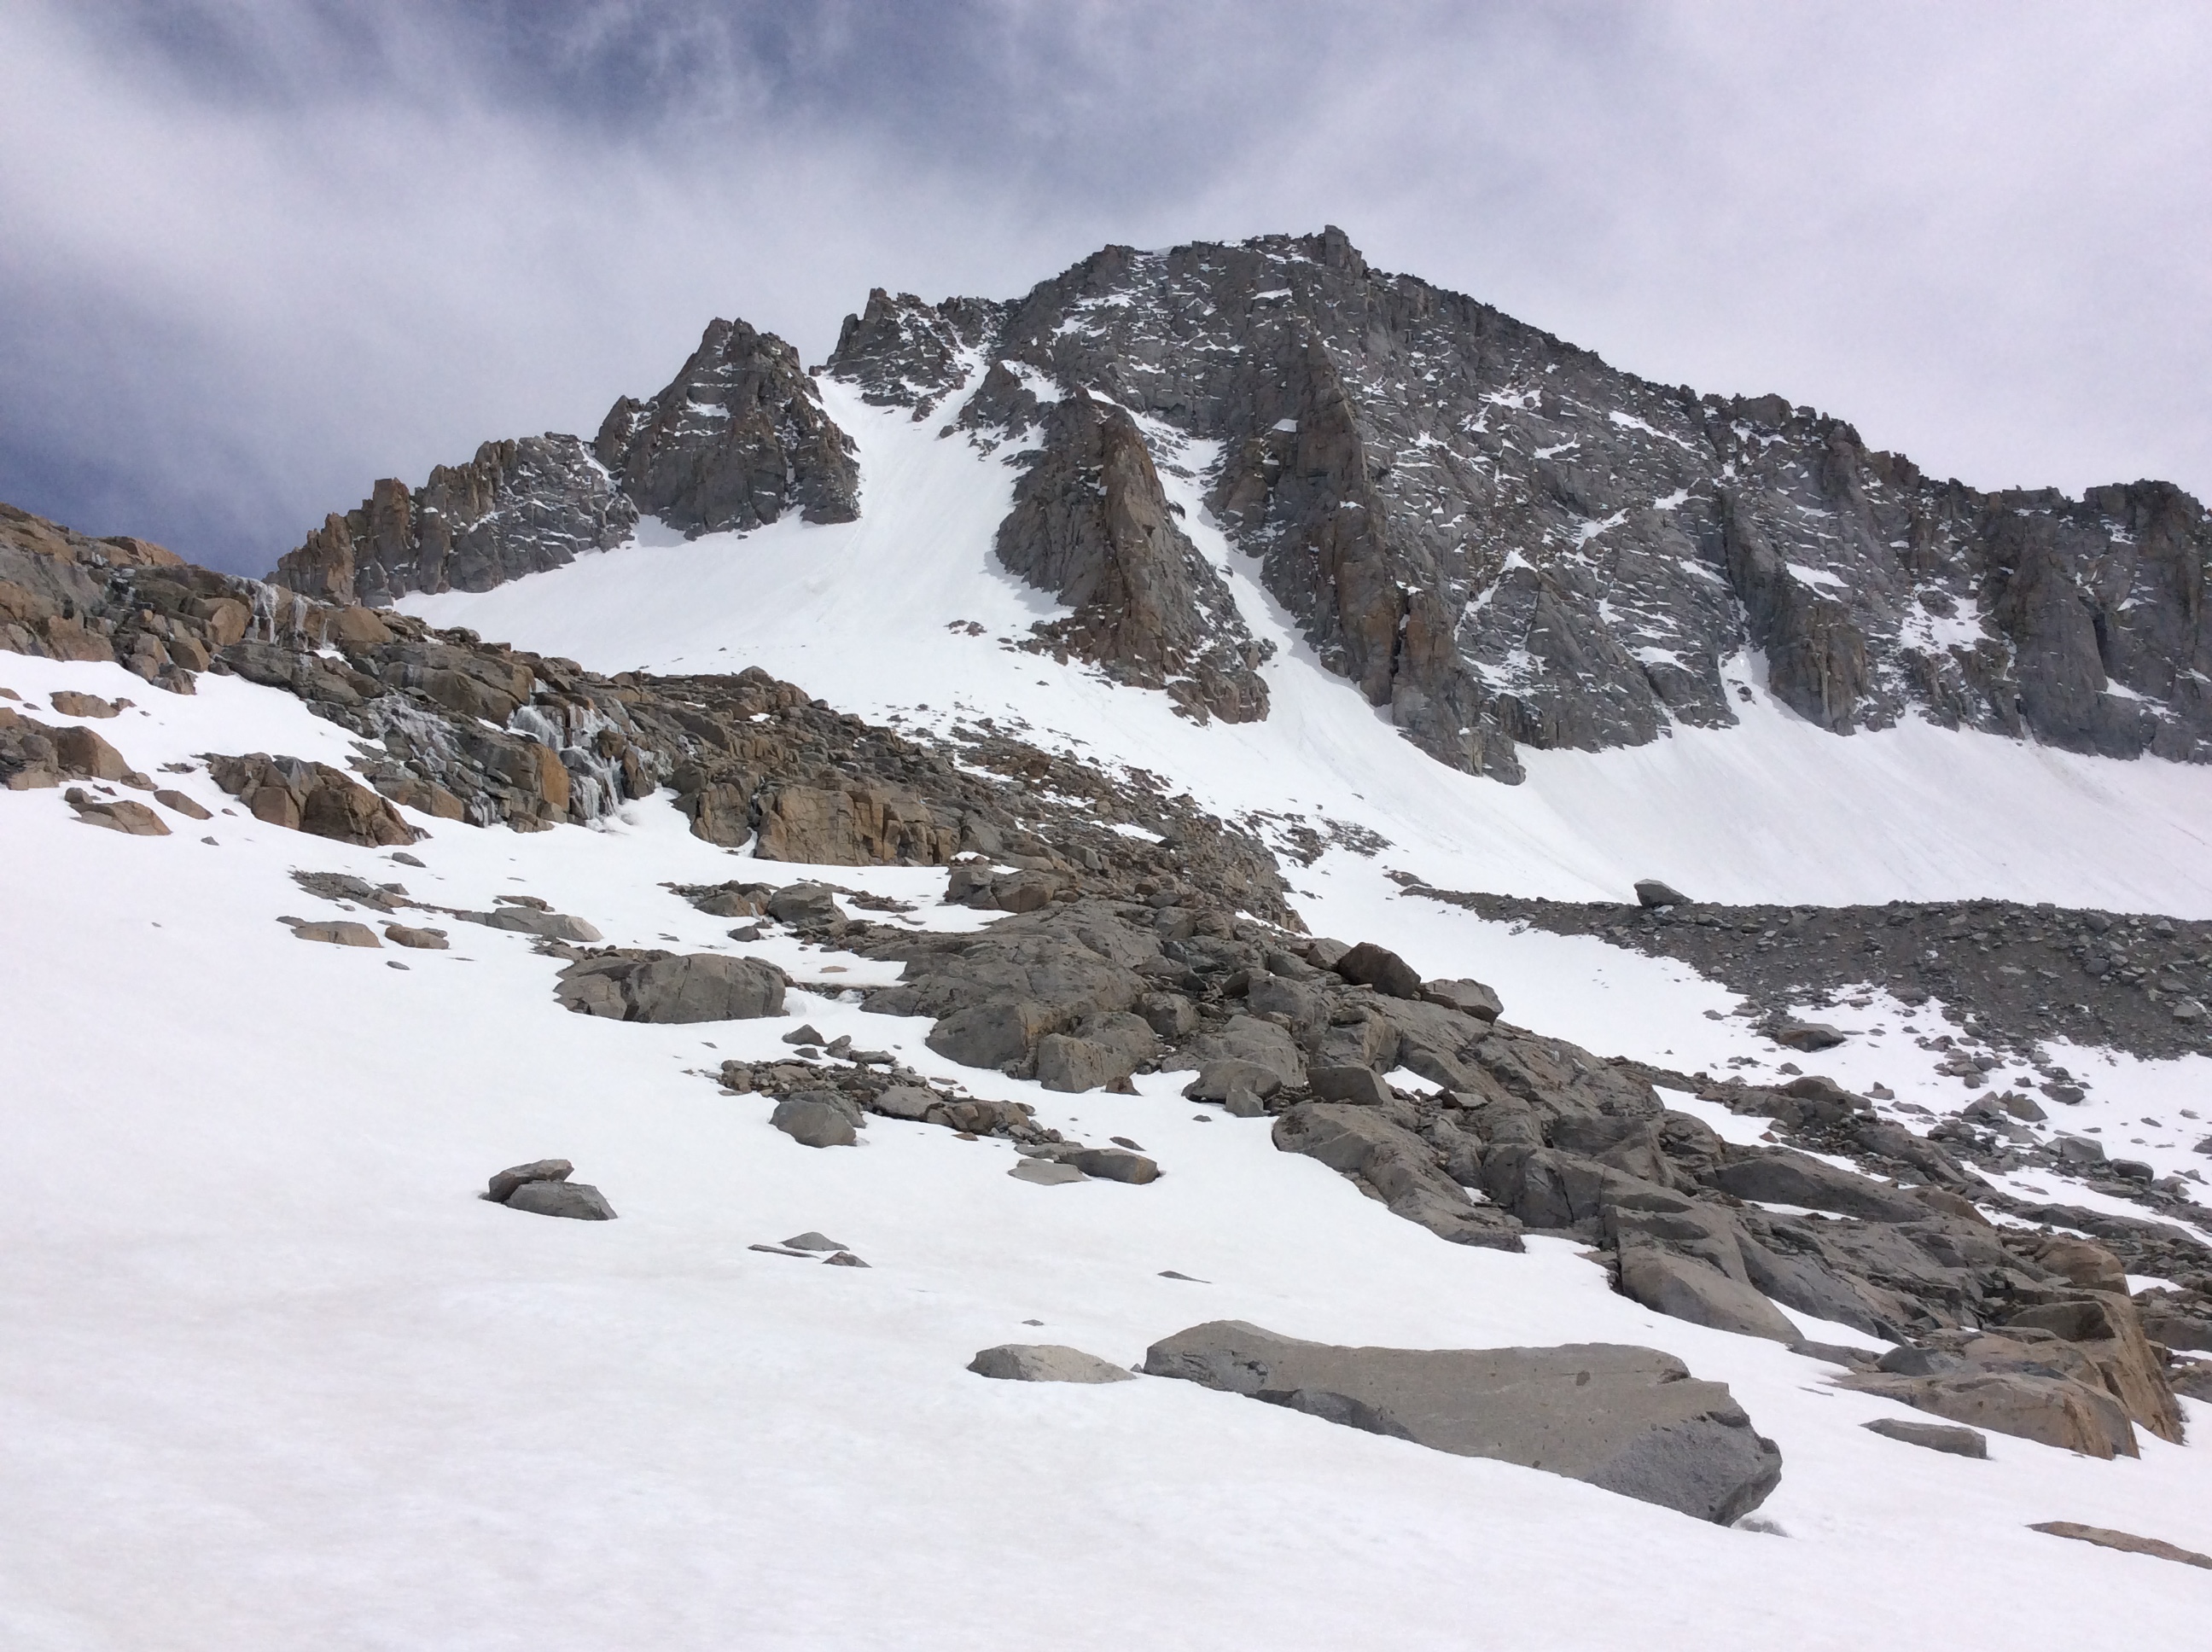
3 0 2208 575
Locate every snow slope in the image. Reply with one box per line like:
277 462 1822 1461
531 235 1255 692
404 375 2212 917
3 652 2210 1650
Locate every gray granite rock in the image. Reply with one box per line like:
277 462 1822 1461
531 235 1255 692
830 230 2212 777
1144 1321 1781 1522
504 1179 617 1220
992 387 1270 724
1862 1417 1988 1457
969 1343 1135 1383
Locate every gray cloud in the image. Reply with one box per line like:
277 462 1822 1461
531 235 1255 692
3 0 2207 574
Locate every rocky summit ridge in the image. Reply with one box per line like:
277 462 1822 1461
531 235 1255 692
275 228 2210 782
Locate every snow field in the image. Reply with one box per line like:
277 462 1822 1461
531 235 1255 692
3 653 2210 1648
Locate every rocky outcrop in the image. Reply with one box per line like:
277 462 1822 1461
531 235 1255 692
3 706 143 791
4 503 1298 916
829 288 1000 419
596 316 858 535
1 501 203 690
275 317 854 603
1846 1368 2137 1459
847 902 2192 1432
995 387 1270 724
207 753 417 846
276 436 635 606
253 233 2210 775
1144 1321 1781 1523
751 782 962 864
1273 1102 1522 1250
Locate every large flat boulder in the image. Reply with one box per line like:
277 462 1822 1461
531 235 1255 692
556 951 787 1023
969 1344 1135 1384
1144 1322 1781 1523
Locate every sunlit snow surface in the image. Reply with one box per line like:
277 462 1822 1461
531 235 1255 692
3 375 2210 1645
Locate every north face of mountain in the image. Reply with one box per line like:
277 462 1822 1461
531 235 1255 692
278 229 2209 780
830 229 2211 776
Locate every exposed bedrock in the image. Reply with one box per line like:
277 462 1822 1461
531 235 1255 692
596 315 859 535
994 387 1271 724
275 317 857 603
265 232 2210 781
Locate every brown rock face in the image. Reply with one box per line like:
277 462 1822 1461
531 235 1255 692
1843 1370 2138 1459
753 783 961 866
3 497 1296 917
206 753 417 847
2004 1294 2185 1446
65 791 170 835
597 317 859 535
994 388 1269 724
48 691 122 718
51 724 130 781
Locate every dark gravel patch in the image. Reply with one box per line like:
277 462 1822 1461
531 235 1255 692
1400 881 2212 1065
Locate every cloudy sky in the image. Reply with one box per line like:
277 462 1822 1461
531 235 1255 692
4 0 2208 575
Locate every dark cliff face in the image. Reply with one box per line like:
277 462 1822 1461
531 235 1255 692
829 228 2210 777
